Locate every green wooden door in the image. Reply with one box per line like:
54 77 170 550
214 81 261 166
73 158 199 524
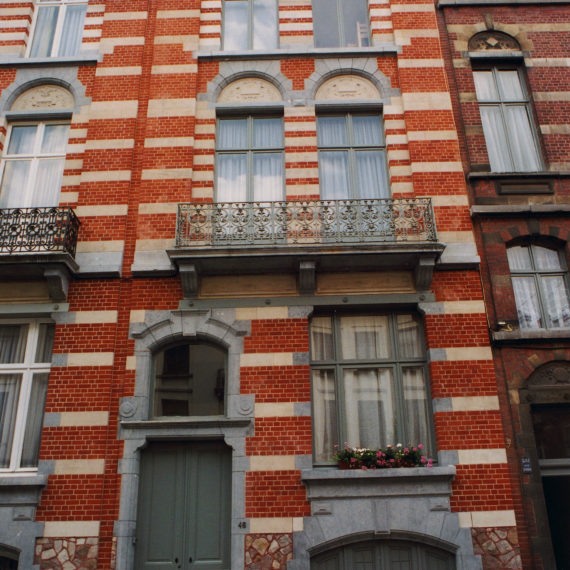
135 441 231 570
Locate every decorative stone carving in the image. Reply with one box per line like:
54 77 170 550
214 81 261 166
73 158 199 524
315 75 380 101
468 31 521 52
119 398 137 419
218 78 282 103
528 361 570 387
11 85 74 111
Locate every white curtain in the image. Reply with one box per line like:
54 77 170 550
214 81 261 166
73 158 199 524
540 276 570 328
253 154 282 202
59 4 86 56
504 106 541 171
218 119 247 149
319 152 349 199
0 375 21 468
253 0 277 49
396 314 422 358
344 368 394 449
30 6 58 57
339 315 390 360
312 370 337 462
20 373 49 468
496 70 524 100
0 161 31 208
35 323 55 363
402 367 429 446
355 151 388 199
310 317 333 361
507 245 532 271
223 1 248 50
533 245 562 270
36 159 65 206
512 276 542 328
0 325 28 364
479 106 511 172
353 116 382 145
217 154 246 202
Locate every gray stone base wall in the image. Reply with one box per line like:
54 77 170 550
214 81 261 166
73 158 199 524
245 533 293 569
471 528 522 569
34 538 98 569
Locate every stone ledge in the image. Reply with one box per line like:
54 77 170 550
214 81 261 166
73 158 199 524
471 204 570 216
492 328 570 343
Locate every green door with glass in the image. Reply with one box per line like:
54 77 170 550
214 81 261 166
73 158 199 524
135 441 231 570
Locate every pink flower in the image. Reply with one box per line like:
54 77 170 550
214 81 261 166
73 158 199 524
404 448 409 453
362 466 368 470
420 457 427 464
418 444 424 449
413 447 417 452
350 457 357 463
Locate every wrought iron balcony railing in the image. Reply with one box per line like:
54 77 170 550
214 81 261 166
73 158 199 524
0 207 80 256
176 198 437 248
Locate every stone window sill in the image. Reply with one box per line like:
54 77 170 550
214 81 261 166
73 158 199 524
0 55 99 67
492 329 570 343
0 473 47 507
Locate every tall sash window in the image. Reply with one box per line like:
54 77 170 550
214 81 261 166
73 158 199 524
222 0 278 50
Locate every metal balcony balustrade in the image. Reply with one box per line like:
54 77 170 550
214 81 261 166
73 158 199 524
0 207 80 256
176 198 437 248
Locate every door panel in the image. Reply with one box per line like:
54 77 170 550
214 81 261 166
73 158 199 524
135 441 231 570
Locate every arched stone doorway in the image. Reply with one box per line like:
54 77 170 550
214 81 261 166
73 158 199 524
520 361 570 568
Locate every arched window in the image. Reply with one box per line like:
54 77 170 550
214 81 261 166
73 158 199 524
507 244 570 329
0 545 19 570
152 340 226 417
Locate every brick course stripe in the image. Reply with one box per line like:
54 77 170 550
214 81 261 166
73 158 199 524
457 449 507 464
54 459 105 475
458 511 516 528
65 353 114 367
43 521 100 538
59 412 109 427
241 353 295 367
254 403 295 417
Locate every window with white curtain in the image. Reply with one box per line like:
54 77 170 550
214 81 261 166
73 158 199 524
0 122 70 208
0 322 54 471
215 116 284 202
28 0 87 58
313 0 370 48
310 313 432 463
473 67 542 173
317 113 389 200
507 244 570 330
222 0 278 50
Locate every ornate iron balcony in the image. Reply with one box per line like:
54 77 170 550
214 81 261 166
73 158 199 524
176 198 437 248
0 207 80 256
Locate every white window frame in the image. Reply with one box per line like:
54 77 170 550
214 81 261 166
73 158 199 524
473 66 543 173
222 0 279 51
27 0 87 58
0 321 53 473
0 121 69 208
508 244 570 330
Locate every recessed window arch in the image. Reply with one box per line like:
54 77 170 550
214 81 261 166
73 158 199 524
507 243 570 329
152 339 227 417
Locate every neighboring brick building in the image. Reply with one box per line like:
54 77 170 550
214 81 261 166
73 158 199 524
436 2 570 568
0 0 564 568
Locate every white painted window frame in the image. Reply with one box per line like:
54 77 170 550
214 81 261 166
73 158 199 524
0 320 53 473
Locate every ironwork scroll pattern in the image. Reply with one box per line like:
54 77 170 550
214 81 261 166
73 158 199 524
0 207 80 255
176 198 437 248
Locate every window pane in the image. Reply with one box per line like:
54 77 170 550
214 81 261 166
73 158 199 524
312 0 340 48
0 375 21 468
402 367 429 447
503 106 541 171
340 315 390 360
59 4 86 56
341 0 369 47
512 276 542 328
318 116 347 146
0 161 32 208
497 70 525 101
253 0 277 50
7 126 37 155
532 245 563 271
507 246 532 271
352 116 383 146
540 276 570 329
355 150 387 199
217 154 247 202
41 124 70 154
223 1 248 50
310 317 333 361
0 325 28 364
253 153 282 201
217 119 247 149
344 368 394 448
30 6 59 57
187 343 225 416
479 106 511 172
253 118 281 148
36 158 65 206
397 314 423 358
35 324 55 363
312 369 337 462
473 71 498 101
319 152 349 200
20 373 49 468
